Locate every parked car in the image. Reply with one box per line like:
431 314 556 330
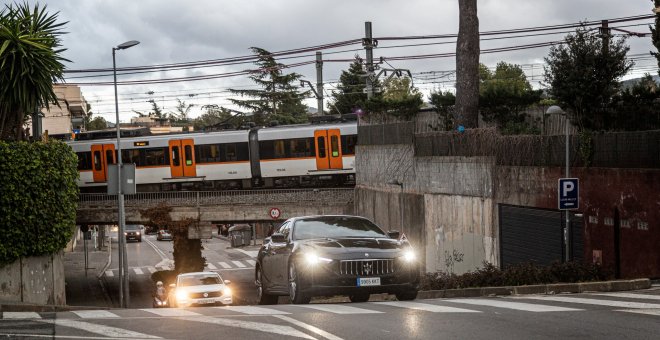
170 272 232 307
157 230 172 241
254 215 420 305
124 224 142 242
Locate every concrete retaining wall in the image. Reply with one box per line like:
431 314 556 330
0 252 66 306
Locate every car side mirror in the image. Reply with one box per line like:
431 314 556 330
169 283 176 289
271 233 286 243
224 280 231 285
387 231 400 239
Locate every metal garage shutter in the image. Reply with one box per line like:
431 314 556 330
500 205 584 268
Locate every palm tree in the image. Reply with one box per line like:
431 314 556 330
0 2 68 140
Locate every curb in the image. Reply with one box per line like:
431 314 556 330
0 303 111 313
417 278 651 300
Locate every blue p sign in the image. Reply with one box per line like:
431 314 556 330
558 178 579 210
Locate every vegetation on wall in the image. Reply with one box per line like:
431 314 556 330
0 141 78 266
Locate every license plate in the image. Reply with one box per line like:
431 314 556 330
197 298 215 304
357 277 381 287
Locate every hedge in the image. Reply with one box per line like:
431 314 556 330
0 141 79 266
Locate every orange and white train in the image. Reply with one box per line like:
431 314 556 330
68 121 357 192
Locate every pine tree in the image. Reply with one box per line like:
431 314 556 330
329 56 369 115
229 47 309 125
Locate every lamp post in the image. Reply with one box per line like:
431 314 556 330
546 105 571 262
113 40 139 308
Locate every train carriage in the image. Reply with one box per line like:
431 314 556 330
70 121 357 192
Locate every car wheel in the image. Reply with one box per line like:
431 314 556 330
348 293 370 303
288 262 310 304
395 290 418 301
256 266 278 305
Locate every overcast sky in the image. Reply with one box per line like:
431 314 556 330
27 0 658 122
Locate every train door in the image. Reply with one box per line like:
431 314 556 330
168 139 196 177
90 144 116 182
314 129 343 170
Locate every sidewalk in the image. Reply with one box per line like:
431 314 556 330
63 235 112 308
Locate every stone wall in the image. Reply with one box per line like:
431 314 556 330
0 252 66 305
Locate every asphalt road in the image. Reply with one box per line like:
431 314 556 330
2 289 660 339
102 231 259 308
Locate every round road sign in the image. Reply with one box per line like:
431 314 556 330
269 207 281 220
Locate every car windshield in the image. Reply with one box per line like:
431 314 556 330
293 216 387 240
125 225 141 231
179 274 222 287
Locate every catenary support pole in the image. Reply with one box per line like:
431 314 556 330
316 51 324 114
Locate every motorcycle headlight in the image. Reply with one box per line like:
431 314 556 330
304 252 332 266
175 290 188 302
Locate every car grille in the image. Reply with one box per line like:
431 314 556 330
338 259 395 276
190 291 222 299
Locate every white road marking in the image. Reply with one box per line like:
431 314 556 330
592 292 660 301
232 260 247 268
296 304 382 314
140 308 201 317
179 316 315 339
37 319 160 339
218 262 231 269
105 270 114 277
447 298 582 312
207 263 217 270
147 266 157 274
133 267 144 275
236 249 259 258
246 259 257 266
2 312 41 319
519 296 660 309
71 310 119 319
219 306 290 315
375 301 480 313
275 314 344 340
617 309 660 316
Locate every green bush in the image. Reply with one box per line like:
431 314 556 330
420 261 612 290
0 141 79 266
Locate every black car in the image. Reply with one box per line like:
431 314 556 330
125 224 142 242
255 215 419 305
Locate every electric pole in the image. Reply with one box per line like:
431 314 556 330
363 22 376 99
316 51 324 114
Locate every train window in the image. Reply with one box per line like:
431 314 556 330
317 136 326 158
234 143 249 161
171 146 180 166
330 135 340 157
196 143 249 163
105 150 115 165
144 147 169 166
274 140 286 158
93 151 102 171
341 135 357 155
184 145 193 166
122 149 141 166
196 144 221 163
76 152 92 171
289 138 315 158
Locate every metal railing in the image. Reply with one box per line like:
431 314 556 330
78 188 354 208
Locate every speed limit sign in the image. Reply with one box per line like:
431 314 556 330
269 207 281 220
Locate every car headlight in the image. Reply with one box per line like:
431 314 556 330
401 250 416 262
136 232 140 235
304 252 332 265
175 290 188 301
223 287 232 296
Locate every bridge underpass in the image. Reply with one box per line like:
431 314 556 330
77 188 355 227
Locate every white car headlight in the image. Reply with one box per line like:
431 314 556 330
223 287 232 296
304 252 332 265
175 289 188 301
402 250 416 262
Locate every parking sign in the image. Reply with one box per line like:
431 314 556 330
558 178 579 210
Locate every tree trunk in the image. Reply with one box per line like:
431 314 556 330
455 0 480 128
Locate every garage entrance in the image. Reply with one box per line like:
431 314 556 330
499 204 583 267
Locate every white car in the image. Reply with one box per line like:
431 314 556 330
170 272 232 307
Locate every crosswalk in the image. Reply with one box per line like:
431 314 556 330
104 259 255 277
3 291 660 320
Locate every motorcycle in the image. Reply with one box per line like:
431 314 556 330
153 293 169 308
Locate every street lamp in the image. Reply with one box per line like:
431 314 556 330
387 179 404 237
113 40 139 308
546 105 571 262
